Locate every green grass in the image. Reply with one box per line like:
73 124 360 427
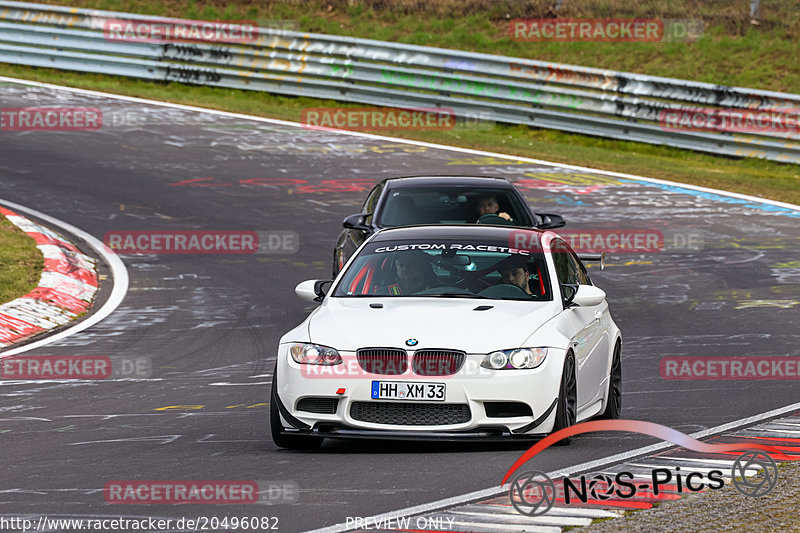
0 216 44 304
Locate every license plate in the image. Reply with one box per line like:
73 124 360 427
371 381 445 401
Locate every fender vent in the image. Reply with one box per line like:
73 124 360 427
484 401 533 418
296 397 339 414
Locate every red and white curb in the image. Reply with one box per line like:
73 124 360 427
0 206 98 348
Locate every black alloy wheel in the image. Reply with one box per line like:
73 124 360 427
552 350 577 445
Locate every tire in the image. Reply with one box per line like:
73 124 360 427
598 340 622 420
551 351 577 446
270 368 324 450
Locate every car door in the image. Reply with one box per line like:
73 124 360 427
551 238 609 408
354 183 383 245
566 249 610 407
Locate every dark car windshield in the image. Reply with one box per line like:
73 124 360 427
333 237 552 301
376 187 532 227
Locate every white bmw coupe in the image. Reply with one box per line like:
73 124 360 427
271 225 621 449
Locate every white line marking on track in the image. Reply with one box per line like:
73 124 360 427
626 463 757 476
457 504 621 518
447 510 593 526
209 381 271 386
446 519 560 533
745 428 800 435
629 456 744 467
69 435 180 446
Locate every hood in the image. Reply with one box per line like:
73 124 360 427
308 297 559 353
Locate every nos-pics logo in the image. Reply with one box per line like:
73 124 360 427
501 420 787 517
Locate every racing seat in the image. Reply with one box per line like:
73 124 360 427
373 253 439 295
527 257 547 298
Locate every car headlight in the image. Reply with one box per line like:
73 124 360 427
289 343 342 365
481 348 547 370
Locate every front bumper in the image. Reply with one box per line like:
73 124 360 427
273 345 565 440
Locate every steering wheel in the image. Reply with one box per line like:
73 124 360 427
477 213 514 225
478 283 532 299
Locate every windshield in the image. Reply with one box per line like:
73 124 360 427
333 238 552 301
376 187 532 227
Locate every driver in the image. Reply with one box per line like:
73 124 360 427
476 193 512 222
499 261 533 296
385 251 438 295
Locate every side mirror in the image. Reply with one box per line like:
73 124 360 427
561 284 578 307
343 213 371 232
535 212 566 229
569 285 606 307
295 279 333 303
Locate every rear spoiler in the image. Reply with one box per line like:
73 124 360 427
577 251 607 270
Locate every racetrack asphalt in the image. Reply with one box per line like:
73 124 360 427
0 79 799 532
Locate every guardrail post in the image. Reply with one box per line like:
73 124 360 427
750 0 760 21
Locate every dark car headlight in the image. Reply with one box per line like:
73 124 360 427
481 348 547 370
289 343 342 365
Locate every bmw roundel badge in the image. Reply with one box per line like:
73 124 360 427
405 338 418 347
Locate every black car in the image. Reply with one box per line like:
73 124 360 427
332 175 566 276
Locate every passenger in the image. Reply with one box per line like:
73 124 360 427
476 193 512 222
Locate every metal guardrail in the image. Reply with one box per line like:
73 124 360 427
1 0 799 164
